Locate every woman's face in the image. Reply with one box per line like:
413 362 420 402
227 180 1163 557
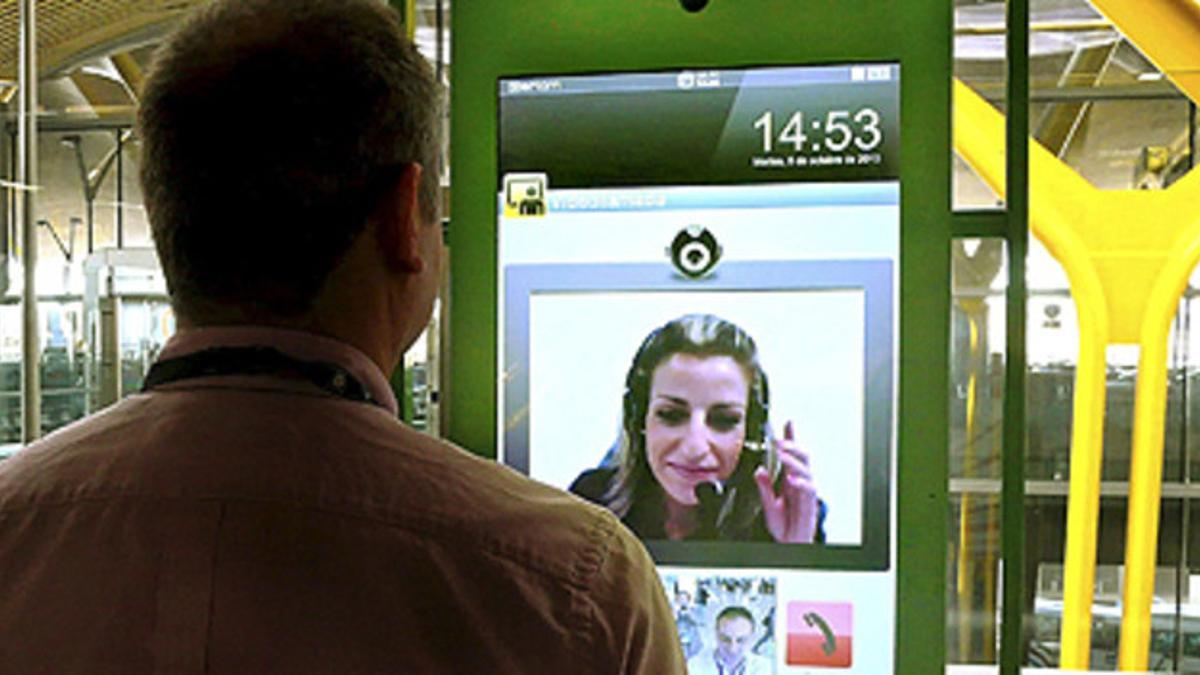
644 353 749 507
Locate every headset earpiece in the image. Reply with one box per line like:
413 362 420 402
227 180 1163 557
745 365 770 444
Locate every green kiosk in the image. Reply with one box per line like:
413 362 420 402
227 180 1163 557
450 2 949 672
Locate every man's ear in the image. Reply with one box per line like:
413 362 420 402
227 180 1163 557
375 162 425 273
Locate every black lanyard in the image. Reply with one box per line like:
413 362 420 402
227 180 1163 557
141 346 379 407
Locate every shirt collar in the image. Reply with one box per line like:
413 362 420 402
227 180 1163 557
157 326 399 416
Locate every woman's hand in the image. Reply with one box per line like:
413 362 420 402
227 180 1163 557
753 420 818 543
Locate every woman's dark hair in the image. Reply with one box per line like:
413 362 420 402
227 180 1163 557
603 314 771 517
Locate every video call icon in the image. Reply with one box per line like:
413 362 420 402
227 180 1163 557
503 173 547 218
787 601 853 668
667 225 722 279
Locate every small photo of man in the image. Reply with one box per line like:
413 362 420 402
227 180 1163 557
662 573 777 674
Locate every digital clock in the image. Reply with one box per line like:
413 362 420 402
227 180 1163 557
753 108 883 154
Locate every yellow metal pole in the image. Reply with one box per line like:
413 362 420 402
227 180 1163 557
406 0 417 39
1058 284 1109 668
957 307 983 660
1118 219 1200 669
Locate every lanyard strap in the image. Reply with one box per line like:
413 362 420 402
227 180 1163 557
141 346 379 407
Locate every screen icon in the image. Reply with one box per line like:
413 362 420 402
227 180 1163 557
503 173 548 218
787 601 852 667
666 225 722 279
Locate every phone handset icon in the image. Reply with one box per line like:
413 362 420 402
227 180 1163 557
803 611 837 656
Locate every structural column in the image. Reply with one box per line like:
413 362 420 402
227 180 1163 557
19 0 39 442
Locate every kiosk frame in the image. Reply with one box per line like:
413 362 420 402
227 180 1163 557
450 3 951 672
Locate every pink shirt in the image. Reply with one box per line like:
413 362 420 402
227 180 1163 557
0 327 684 673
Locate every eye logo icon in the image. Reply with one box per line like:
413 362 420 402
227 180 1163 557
667 226 721 279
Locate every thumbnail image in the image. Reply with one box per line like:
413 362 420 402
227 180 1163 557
663 573 778 674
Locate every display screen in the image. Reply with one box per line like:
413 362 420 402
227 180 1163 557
499 63 899 672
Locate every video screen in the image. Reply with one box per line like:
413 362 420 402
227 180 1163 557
498 64 898 574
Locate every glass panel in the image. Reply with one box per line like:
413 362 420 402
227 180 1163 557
118 298 173 394
953 0 1007 211
1027 498 1191 671
1185 286 1200 484
403 312 437 434
953 1 1196 206
0 299 89 450
948 491 1003 664
1020 239 1194 671
948 237 1008 666
39 299 86 436
957 1 1195 670
0 302 25 447
1026 287 1073 484
1056 98 1191 191
1026 251 1189 486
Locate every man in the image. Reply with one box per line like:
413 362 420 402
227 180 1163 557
688 606 773 675
0 1 684 672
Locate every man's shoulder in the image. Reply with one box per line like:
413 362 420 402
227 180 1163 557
0 389 687 672
366 428 634 576
5 391 637 583
0 398 139 505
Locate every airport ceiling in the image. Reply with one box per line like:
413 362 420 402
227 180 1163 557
0 0 202 84
0 0 448 125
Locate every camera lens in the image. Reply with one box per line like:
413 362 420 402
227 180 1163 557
679 242 712 273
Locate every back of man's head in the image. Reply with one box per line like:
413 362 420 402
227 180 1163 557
138 0 441 322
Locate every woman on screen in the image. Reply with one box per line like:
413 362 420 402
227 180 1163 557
569 313 825 543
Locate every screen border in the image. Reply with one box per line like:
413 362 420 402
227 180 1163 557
502 259 894 570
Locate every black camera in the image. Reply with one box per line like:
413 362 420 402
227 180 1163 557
679 0 709 12
667 226 722 279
